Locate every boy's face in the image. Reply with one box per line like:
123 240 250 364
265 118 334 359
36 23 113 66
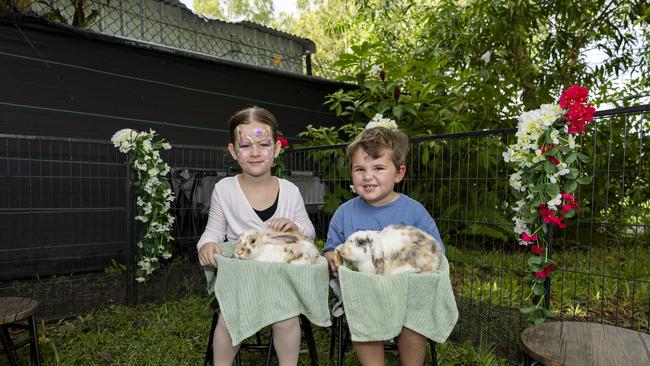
351 148 406 206
228 121 280 177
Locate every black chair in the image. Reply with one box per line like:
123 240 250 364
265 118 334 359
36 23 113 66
204 300 319 366
329 314 438 366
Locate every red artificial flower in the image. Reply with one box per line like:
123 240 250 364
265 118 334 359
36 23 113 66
538 204 554 223
559 85 589 109
276 136 289 148
539 204 567 228
531 245 544 255
394 85 401 101
534 263 556 279
547 156 560 165
561 193 575 201
522 232 538 242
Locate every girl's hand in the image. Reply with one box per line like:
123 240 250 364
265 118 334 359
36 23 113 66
268 218 299 232
198 242 223 268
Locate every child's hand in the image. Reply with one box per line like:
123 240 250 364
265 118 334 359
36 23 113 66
198 242 223 268
323 250 339 278
268 218 298 232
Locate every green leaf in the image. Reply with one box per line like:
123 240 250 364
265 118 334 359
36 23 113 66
576 176 592 184
565 152 577 164
533 284 546 296
577 152 590 162
564 180 577 193
528 256 543 266
392 105 404 119
529 185 545 193
422 147 429 165
544 161 555 174
520 306 537 314
545 183 559 196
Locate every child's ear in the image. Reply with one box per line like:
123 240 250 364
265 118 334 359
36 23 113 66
228 143 238 161
394 165 406 183
273 140 282 159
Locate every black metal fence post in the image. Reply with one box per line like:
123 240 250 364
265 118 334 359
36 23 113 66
305 51 313 76
125 161 136 306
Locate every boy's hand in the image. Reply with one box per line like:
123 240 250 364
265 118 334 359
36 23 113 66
198 242 222 268
323 250 339 278
268 218 298 232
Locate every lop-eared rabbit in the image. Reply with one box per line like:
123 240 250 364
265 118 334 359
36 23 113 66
334 224 442 275
233 230 319 265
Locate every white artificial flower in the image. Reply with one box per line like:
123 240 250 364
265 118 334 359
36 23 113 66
370 65 382 75
547 193 562 210
550 129 560 144
162 252 172 259
161 142 171 150
366 114 398 130
567 135 576 149
479 50 491 64
135 277 146 283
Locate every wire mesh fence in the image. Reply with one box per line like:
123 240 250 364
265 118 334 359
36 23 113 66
28 0 310 74
0 105 648 360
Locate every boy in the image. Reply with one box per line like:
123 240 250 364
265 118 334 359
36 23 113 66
323 126 444 366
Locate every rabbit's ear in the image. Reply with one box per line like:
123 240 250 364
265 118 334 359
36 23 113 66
268 233 298 244
370 242 385 274
334 249 343 267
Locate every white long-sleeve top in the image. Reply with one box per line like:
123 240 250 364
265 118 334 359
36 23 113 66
196 176 316 249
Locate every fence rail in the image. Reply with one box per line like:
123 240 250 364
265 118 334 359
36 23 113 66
1 105 648 360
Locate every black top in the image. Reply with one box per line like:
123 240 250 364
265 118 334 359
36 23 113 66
254 190 279 222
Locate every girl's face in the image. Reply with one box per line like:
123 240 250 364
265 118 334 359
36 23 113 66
228 121 281 178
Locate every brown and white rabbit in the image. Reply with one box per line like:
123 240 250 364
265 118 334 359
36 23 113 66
334 224 442 275
233 229 319 264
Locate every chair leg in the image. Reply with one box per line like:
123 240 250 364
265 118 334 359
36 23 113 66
204 312 219 366
28 316 41 366
429 340 437 366
329 317 337 360
337 316 348 366
264 334 274 366
0 325 18 366
235 351 242 366
300 315 319 366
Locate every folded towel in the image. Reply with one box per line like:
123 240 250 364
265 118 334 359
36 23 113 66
204 241 332 346
338 255 458 343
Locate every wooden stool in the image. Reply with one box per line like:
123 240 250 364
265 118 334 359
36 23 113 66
521 321 650 366
0 297 42 366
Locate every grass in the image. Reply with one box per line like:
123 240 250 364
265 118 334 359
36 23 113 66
3 244 647 364
4 295 508 366
447 243 650 330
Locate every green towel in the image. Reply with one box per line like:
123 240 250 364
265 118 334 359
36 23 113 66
338 255 458 343
204 241 332 346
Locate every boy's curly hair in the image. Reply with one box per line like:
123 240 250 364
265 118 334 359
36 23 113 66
346 127 409 169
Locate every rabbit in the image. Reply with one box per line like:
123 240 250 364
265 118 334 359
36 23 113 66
233 229 320 265
334 224 442 275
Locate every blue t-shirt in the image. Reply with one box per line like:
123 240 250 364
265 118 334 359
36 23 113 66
323 194 445 254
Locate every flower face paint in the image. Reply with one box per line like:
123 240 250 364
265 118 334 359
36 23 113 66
234 124 275 162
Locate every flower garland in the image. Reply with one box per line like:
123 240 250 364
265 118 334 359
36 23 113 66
111 129 175 282
503 85 595 323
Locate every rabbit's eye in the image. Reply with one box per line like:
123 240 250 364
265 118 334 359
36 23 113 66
251 239 256 243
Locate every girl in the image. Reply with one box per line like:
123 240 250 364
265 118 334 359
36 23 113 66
197 106 316 366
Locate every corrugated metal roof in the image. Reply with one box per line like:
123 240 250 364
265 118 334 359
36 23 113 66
160 0 316 54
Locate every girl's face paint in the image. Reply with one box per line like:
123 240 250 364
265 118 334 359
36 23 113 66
230 122 280 177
